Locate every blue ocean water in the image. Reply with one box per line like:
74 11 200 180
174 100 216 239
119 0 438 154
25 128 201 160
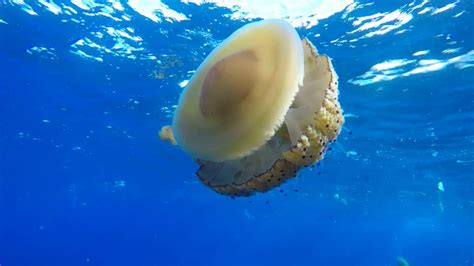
1 0 473 265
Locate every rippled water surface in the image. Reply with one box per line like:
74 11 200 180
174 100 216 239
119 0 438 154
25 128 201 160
1 0 473 265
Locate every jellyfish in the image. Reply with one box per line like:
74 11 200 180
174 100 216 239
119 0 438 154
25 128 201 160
160 19 344 197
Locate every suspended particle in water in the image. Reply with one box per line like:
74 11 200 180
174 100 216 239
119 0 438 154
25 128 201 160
437 181 445 192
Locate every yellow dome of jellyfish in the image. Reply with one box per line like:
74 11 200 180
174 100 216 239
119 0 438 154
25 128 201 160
160 19 344 197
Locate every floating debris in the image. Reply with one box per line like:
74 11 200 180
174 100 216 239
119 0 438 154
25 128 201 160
346 150 358 156
437 181 445 192
114 180 126 188
152 70 165 79
396 256 409 266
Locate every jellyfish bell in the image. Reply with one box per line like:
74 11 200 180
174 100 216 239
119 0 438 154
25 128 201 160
173 19 304 162
160 19 344 197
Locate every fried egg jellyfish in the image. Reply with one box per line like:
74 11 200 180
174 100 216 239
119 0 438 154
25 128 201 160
160 19 344 197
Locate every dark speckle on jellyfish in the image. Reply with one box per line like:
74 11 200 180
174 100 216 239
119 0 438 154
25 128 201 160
160 19 344 197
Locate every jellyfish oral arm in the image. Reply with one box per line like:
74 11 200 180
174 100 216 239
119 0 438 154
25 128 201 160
159 125 177 145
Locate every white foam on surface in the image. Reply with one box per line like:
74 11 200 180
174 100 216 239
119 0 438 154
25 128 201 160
127 0 188 23
182 0 353 28
38 0 62 14
350 10 413 38
350 50 474 86
432 1 459 15
412 50 430 56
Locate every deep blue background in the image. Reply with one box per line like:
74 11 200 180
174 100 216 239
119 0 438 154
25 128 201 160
1 0 473 265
